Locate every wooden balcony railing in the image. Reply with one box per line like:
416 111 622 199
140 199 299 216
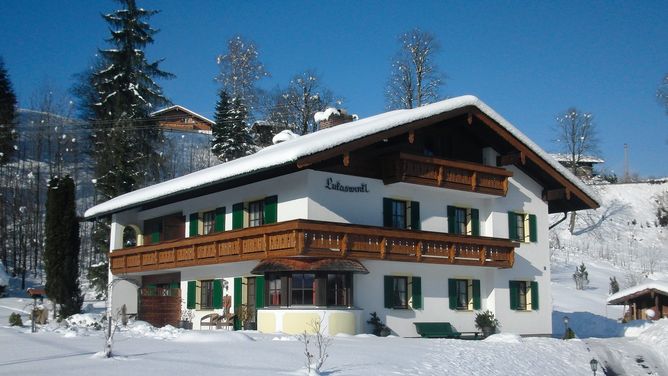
110 219 516 274
382 153 513 196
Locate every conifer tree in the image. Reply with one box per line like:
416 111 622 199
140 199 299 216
0 58 17 165
211 90 253 161
78 0 173 201
44 176 83 318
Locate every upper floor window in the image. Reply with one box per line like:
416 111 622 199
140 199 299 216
188 207 225 237
233 196 278 229
508 212 537 242
248 200 264 227
383 198 421 230
447 206 480 236
202 210 216 235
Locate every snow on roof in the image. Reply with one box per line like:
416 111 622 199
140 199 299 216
85 95 600 219
607 281 668 304
150 105 215 125
314 108 340 123
550 153 605 164
271 130 299 144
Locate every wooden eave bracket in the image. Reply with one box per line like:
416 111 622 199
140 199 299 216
408 130 415 144
497 151 525 166
543 188 571 201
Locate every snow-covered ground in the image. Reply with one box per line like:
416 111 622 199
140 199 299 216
0 182 666 375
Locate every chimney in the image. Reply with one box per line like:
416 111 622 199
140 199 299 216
315 108 356 130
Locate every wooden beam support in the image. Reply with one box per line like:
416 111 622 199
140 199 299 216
497 151 525 166
416 240 423 262
543 188 568 201
467 112 473 125
380 237 387 259
340 233 348 256
408 130 415 144
343 152 350 167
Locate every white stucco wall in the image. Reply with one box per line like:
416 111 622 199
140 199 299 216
108 163 552 336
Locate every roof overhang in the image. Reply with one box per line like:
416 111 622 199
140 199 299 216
250 257 369 275
607 287 668 305
85 96 600 219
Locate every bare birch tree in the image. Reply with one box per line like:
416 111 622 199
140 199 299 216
216 35 269 120
554 107 599 233
268 70 338 135
658 73 668 115
385 28 444 110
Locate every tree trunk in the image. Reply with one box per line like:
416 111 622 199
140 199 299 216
569 211 577 234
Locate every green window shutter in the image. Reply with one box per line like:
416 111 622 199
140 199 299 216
383 276 393 308
508 212 518 241
151 222 161 244
214 207 226 232
186 281 196 309
411 276 422 309
232 202 244 229
447 206 455 234
213 279 223 309
233 277 242 330
189 213 199 237
264 195 278 224
529 214 537 242
448 279 457 310
410 201 421 230
472 279 481 310
509 281 519 310
471 208 480 236
255 276 265 309
170 282 179 289
531 281 539 310
147 284 157 296
383 198 393 227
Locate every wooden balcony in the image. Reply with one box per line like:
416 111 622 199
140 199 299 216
110 219 516 274
382 153 513 196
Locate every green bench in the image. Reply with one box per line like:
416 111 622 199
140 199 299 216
413 322 461 338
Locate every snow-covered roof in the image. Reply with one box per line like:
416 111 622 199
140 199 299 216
608 281 668 304
150 105 215 125
85 95 600 219
550 153 605 164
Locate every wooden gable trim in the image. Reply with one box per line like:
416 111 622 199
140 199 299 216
471 109 598 210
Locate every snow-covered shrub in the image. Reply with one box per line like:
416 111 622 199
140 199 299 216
656 191 668 227
298 318 332 375
573 263 589 290
9 312 23 326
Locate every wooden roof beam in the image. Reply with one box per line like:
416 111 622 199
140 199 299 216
497 151 525 166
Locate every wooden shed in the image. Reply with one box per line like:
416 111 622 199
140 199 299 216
607 282 668 321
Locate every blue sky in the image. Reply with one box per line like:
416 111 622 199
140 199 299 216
1 1 666 177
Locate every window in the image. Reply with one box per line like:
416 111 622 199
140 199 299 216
383 198 420 230
391 276 408 309
202 210 216 235
509 280 539 311
391 200 407 229
383 275 422 309
291 273 315 305
508 212 537 242
200 280 214 310
448 278 481 310
265 272 352 307
248 200 264 227
232 196 278 229
268 276 282 306
447 206 480 236
327 274 349 306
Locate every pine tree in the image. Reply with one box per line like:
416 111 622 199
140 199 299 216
572 262 590 290
44 176 83 318
74 0 173 279
0 58 17 165
79 0 173 201
211 90 253 161
609 276 620 295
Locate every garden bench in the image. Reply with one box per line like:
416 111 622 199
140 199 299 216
413 322 461 338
